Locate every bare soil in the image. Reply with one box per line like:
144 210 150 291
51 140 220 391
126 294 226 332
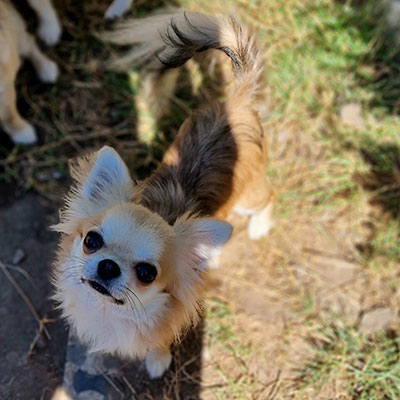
0 187 67 400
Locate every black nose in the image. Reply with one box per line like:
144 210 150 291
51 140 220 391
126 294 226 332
97 259 121 281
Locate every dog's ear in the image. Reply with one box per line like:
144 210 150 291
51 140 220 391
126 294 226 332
174 218 232 271
81 146 134 207
172 218 232 304
53 147 135 233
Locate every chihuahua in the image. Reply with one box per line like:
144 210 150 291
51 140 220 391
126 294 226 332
0 0 58 145
52 11 274 378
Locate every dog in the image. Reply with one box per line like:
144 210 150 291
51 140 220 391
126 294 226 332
0 0 58 145
52 11 274 379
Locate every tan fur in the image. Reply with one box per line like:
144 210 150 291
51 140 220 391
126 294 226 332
54 12 274 377
0 1 58 145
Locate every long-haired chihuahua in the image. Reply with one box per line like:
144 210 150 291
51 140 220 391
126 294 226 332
52 11 274 378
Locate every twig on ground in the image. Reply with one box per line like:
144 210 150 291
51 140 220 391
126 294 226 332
122 376 138 399
26 315 56 359
0 259 50 340
95 364 124 399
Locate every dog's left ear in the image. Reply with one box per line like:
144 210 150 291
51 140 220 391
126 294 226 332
81 146 134 207
172 217 232 307
174 218 233 271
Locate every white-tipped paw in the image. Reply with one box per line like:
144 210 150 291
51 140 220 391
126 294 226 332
145 349 172 379
38 19 62 46
248 203 273 240
104 0 133 19
38 60 58 83
11 124 37 145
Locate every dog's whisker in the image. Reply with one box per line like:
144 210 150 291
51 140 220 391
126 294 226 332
121 291 142 330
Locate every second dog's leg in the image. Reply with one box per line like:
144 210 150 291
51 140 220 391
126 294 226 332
0 83 37 145
105 0 133 19
17 33 58 84
26 0 62 45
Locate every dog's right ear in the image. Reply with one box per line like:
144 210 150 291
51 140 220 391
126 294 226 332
81 146 134 206
53 146 135 233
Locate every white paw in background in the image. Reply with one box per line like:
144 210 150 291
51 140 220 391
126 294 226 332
248 203 274 240
145 349 172 379
38 19 62 46
38 60 58 83
12 124 37 145
104 0 132 19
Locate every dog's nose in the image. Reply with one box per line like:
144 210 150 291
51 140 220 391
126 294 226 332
97 259 121 280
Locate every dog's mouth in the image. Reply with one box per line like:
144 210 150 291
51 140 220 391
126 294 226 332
81 278 124 305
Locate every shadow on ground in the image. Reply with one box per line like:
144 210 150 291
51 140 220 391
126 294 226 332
358 142 400 219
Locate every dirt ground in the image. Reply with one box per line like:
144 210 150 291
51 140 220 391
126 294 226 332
0 187 67 400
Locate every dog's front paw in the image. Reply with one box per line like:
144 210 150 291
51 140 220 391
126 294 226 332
38 60 59 83
104 0 132 19
145 348 172 379
38 19 62 46
11 124 37 145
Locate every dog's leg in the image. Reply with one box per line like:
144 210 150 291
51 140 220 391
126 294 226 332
145 346 172 379
26 0 61 46
247 202 274 240
235 175 275 240
105 0 133 19
0 83 37 145
17 31 58 84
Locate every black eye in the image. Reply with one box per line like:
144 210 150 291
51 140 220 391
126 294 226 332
135 262 157 284
83 231 103 253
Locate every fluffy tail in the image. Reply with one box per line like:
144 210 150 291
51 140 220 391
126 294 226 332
104 11 265 105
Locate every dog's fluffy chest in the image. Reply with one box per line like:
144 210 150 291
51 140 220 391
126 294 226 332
58 271 170 358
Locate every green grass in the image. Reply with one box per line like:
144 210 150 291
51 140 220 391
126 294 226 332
295 321 400 399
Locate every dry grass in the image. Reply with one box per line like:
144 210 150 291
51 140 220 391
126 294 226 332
2 0 400 399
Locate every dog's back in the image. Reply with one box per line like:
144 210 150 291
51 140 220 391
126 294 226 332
108 12 274 236
107 13 273 222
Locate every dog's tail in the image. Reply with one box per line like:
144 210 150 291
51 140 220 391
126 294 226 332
104 12 264 105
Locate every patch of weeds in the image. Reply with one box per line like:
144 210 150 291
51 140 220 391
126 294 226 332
369 220 400 266
294 321 400 399
206 299 235 346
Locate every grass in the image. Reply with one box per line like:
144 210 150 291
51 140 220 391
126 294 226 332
2 0 400 399
295 321 400 399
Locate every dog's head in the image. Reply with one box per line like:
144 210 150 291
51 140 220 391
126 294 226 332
52 146 232 356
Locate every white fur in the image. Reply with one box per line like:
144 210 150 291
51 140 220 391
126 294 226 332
145 349 172 379
55 235 170 359
207 248 221 269
105 0 133 19
26 0 62 45
247 203 273 240
38 18 62 46
37 59 58 83
11 124 37 145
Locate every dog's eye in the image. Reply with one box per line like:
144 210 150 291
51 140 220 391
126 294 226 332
83 231 103 253
135 262 157 284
